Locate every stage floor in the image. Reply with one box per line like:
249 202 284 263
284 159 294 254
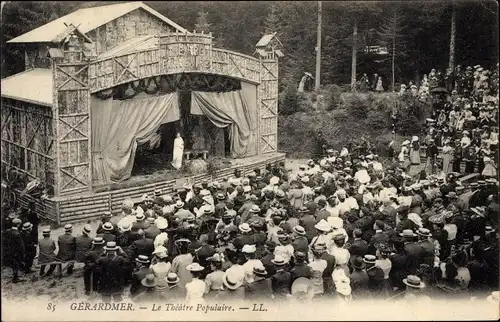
92 152 285 193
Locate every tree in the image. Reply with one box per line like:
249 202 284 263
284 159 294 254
194 10 211 33
378 7 408 91
263 3 281 35
448 0 456 70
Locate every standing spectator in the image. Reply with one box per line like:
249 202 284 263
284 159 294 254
376 77 384 92
426 138 439 174
3 218 25 283
95 242 129 302
20 222 36 274
441 139 454 174
410 136 421 166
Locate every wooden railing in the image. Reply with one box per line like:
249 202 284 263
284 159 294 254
88 32 261 93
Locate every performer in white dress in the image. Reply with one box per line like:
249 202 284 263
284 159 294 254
171 133 184 170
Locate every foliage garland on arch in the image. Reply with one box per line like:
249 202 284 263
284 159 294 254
94 73 242 100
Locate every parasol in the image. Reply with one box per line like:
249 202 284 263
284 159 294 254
430 87 448 94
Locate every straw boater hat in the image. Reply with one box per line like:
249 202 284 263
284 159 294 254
64 224 73 232
403 275 425 289
249 205 261 213
104 241 118 251
363 254 377 265
271 255 287 266
102 222 114 231
22 222 33 231
136 254 150 264
417 228 432 238
223 270 243 290
135 212 145 221
399 229 417 238
92 237 105 245
186 263 205 272
141 274 158 288
42 228 51 236
238 223 252 233
166 273 180 284
253 264 268 277
82 224 92 235
156 218 168 230
293 225 306 236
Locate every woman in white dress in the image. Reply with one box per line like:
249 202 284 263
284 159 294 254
184 263 206 304
171 133 184 170
399 140 410 170
441 140 454 174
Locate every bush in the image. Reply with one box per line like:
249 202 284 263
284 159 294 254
366 110 389 130
278 84 300 115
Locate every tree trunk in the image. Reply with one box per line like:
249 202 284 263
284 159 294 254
351 20 358 92
448 2 456 71
392 34 395 92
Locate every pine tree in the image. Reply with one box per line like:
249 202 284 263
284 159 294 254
195 10 211 33
377 7 408 91
264 4 280 35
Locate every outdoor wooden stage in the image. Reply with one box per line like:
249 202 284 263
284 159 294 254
17 152 285 225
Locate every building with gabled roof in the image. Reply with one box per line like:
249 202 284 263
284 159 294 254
7 1 187 70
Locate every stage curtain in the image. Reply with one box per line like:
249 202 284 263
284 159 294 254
190 82 257 158
91 92 180 184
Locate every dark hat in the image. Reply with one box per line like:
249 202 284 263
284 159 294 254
351 256 365 270
265 241 276 250
294 251 306 261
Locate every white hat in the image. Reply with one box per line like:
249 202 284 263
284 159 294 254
242 244 257 254
200 189 211 196
412 136 419 142
186 263 205 272
270 176 280 185
223 270 243 290
153 246 168 258
301 176 310 183
243 185 252 193
402 140 410 146
327 216 343 229
156 219 169 230
238 223 252 233
314 219 331 232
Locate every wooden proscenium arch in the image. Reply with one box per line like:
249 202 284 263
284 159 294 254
52 31 280 196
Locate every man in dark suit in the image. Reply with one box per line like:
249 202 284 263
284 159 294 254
368 220 390 255
75 225 93 263
245 265 273 301
99 222 117 243
130 255 151 297
96 212 119 236
20 222 37 274
129 229 154 259
144 218 161 240
83 237 105 295
290 252 312 281
4 218 26 282
318 242 336 296
348 228 369 257
364 255 386 295
163 273 185 300
116 222 134 248
315 199 330 222
95 242 129 302
261 241 277 277
401 230 423 274
298 207 317 243
56 224 77 276
291 226 309 255
20 201 40 245
270 255 292 300
232 223 254 251
132 213 149 231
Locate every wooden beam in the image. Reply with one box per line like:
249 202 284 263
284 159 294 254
58 115 89 141
1 139 54 159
